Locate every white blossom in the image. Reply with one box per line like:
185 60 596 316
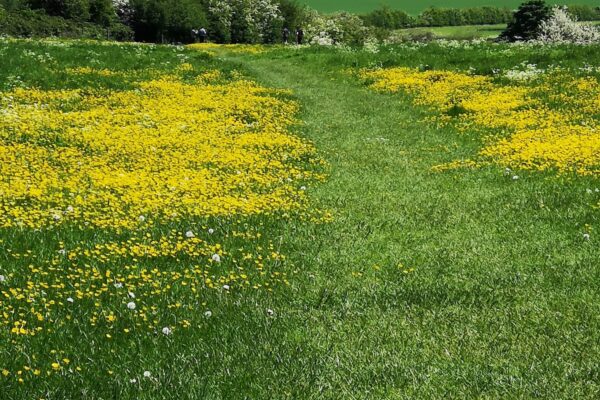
538 6 600 44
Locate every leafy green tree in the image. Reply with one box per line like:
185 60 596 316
88 0 113 26
362 5 414 29
127 0 206 43
567 4 600 21
277 0 304 31
500 0 551 41
1 0 24 10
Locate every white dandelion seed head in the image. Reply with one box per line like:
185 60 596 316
162 327 172 336
185 230 195 238
211 254 221 263
138 215 146 222
127 301 136 310
114 282 123 289
58 249 66 256
208 228 214 234
204 310 212 318
0 275 5 283
66 297 74 303
222 284 230 291
267 308 274 316
143 371 151 378
583 233 591 240
512 175 519 180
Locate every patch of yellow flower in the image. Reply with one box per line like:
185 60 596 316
187 43 267 55
0 57 325 382
360 67 600 176
0 66 325 229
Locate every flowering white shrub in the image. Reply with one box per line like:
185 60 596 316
207 0 283 43
362 36 380 53
304 11 367 46
538 6 600 44
310 31 335 46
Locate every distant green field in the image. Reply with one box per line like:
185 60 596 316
301 0 600 14
396 24 506 40
394 20 600 40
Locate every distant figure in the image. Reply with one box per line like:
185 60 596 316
198 27 207 43
296 27 304 45
282 27 290 44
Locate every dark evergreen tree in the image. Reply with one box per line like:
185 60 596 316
500 0 551 41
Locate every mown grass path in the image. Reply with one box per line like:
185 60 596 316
214 49 600 399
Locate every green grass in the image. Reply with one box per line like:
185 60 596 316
392 21 600 40
301 0 600 14
2 39 600 398
394 23 506 40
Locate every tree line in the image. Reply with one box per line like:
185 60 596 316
362 4 600 30
1 0 599 43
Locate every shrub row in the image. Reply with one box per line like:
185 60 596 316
0 8 133 40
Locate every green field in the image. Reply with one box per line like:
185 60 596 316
394 23 506 40
392 21 600 40
301 0 600 14
2 39 600 399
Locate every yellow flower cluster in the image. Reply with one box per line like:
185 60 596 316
0 68 324 229
0 54 325 382
360 67 600 176
187 43 267 55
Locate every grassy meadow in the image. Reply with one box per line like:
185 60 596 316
2 37 600 399
393 21 600 40
300 0 600 14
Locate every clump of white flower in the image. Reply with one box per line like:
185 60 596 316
310 32 335 46
127 301 136 310
363 36 380 54
207 0 283 44
162 327 172 336
538 6 600 44
504 63 545 82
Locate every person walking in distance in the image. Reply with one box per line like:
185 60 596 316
198 27 207 43
282 27 290 44
296 27 304 45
